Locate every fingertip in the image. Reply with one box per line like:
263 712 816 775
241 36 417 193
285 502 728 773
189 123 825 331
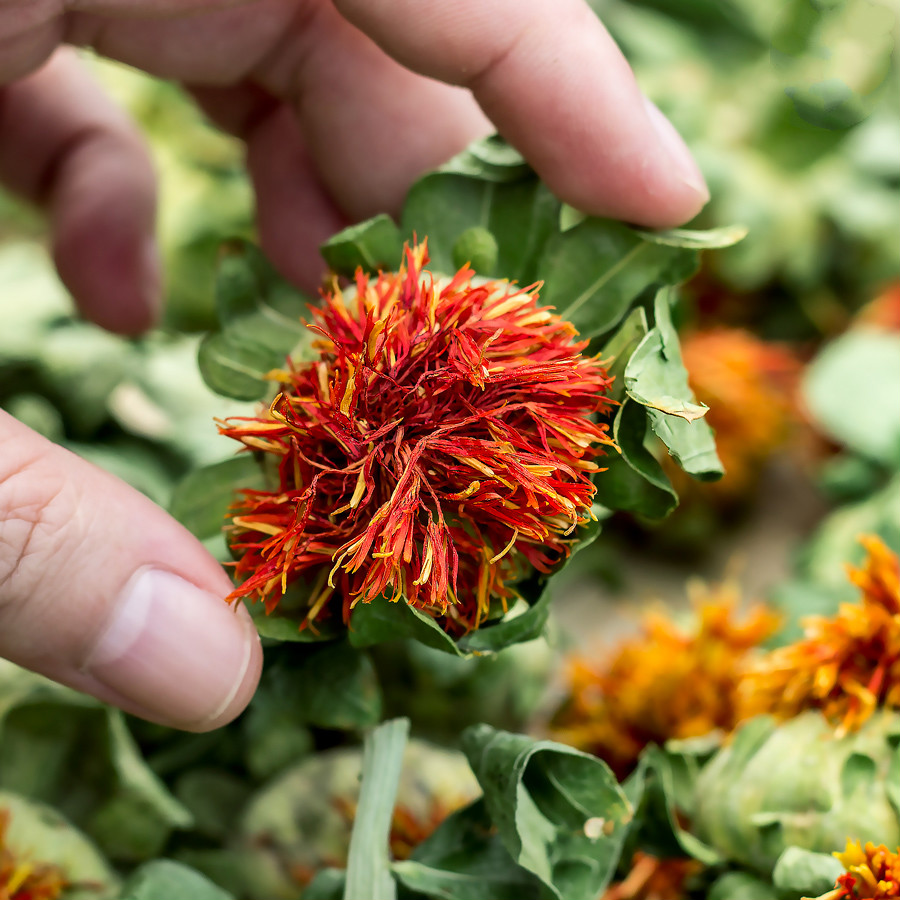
83 568 263 731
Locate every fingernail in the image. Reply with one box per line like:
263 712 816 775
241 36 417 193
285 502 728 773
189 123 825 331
642 96 710 202
85 568 260 729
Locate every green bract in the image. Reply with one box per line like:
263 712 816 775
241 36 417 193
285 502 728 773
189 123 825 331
693 710 900 874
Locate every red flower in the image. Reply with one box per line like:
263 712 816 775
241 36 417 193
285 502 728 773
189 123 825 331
220 242 613 632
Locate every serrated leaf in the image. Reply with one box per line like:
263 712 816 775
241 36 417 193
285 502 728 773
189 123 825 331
119 860 234 900
538 220 698 340
594 400 678 519
625 290 723 480
321 213 403 276
343 718 410 900
169 455 265 540
461 726 632 900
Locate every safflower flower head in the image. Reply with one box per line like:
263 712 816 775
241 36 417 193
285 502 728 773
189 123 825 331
739 535 900 736
220 242 614 633
551 583 779 778
812 839 900 900
673 327 800 498
0 810 66 900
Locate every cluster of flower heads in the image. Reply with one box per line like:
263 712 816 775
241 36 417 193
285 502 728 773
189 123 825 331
551 584 779 777
814 840 900 900
739 535 900 735
0 811 65 900
221 243 613 632
674 327 800 499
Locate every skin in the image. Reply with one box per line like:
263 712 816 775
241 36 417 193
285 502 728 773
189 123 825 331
0 0 709 731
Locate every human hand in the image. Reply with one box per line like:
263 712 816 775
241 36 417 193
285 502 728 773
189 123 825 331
0 0 708 731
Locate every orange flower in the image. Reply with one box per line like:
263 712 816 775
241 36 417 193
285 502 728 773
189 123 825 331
740 535 900 735
551 584 779 777
0 811 66 900
672 328 800 498
602 853 700 900
221 242 613 632
812 839 900 899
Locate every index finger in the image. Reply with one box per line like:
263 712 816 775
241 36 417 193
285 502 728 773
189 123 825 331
335 0 709 227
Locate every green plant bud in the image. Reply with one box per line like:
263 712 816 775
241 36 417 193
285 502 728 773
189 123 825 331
452 227 499 275
692 710 900 875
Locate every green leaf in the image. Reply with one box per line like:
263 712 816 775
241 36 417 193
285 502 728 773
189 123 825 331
106 712 193 830
593 399 678 519
320 213 403 276
437 135 531 181
0 665 191 864
626 746 723 867
399 799 547 900
0 791 118 900
343 718 411 900
601 307 649 403
773 847 844 897
538 219 698 340
199 240 313 400
625 290 723 480
119 860 235 900
349 598 465 657
89 712 194 862
251 609 342 642
169 455 265 540
803 329 900 465
402 174 559 283
198 330 279 400
258 641 382 730
461 725 632 900
707 871 778 900
799 474 900 586
634 224 748 249
304 869 347 900
458 590 553 654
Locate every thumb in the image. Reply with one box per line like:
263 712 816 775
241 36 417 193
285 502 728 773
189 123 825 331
0 412 262 731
